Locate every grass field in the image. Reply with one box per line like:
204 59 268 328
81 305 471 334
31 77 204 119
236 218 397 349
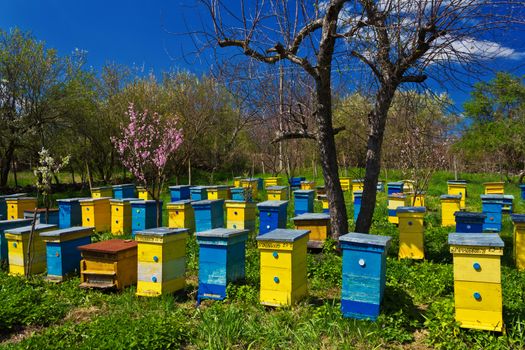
0 170 524 349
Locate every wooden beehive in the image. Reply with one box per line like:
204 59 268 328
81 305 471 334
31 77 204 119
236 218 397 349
387 182 404 196
190 186 208 201
135 227 189 297
483 182 504 195
5 223 57 275
300 181 316 191
233 176 242 188
292 213 330 249
112 184 136 199
111 198 139 235
266 186 288 201
137 186 153 200
481 195 504 233
397 206 426 260
520 184 525 200
448 233 504 332
447 180 467 209
240 179 259 197
511 214 525 271
91 186 113 199
79 239 137 290
293 190 314 216
225 200 256 233
289 177 305 190
0 193 27 219
131 200 161 236
191 199 225 233
387 193 408 224
339 177 351 192
339 232 391 320
207 185 230 200
317 194 329 214
79 197 111 233
351 180 365 200
196 228 249 303
0 219 32 264
353 191 362 222
168 185 192 202
264 177 282 188
440 194 462 227
402 180 415 193
167 200 195 233
455 212 486 233
256 229 309 307
230 187 252 202
23 208 59 225
57 198 89 229
40 226 94 281
502 195 514 214
257 200 288 235
6 197 37 220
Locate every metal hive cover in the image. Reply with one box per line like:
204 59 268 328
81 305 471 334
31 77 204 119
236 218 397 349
448 233 504 247
339 232 392 247
256 229 310 242
78 239 137 253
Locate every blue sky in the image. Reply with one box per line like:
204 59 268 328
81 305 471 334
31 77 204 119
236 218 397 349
1 0 524 110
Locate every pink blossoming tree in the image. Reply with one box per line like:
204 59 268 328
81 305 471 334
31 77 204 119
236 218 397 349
112 103 183 226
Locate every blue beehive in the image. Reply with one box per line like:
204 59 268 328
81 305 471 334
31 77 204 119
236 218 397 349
294 190 315 216
245 177 263 191
57 198 88 229
520 185 525 200
289 177 306 190
257 200 288 235
377 182 385 192
40 226 93 281
230 187 252 202
0 219 32 263
339 232 391 320
0 193 27 219
481 195 504 232
191 199 225 233
502 195 514 214
113 184 136 199
454 212 486 233
353 191 363 222
131 200 162 236
196 228 249 303
169 185 192 202
23 209 59 225
190 186 208 201
387 182 404 196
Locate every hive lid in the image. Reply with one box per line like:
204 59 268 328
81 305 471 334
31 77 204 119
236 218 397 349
480 194 504 201
190 186 209 190
352 179 364 183
191 199 224 206
294 190 315 195
511 214 525 223
242 178 259 182
230 187 248 192
131 199 160 204
301 180 314 184
225 200 254 205
196 227 248 238
135 227 189 237
387 181 404 186
168 185 192 189
440 194 462 200
5 196 36 201
6 224 57 234
112 183 135 188
454 211 486 219
0 218 32 227
266 186 287 191
40 226 94 237
339 232 392 247
91 186 113 190
448 233 504 247
24 208 59 213
79 197 112 202
353 191 363 195
110 198 141 203
396 206 426 213
207 185 229 189
257 200 288 207
447 180 467 184
256 229 309 242
167 199 193 206
78 239 137 253
0 193 27 199
292 213 330 221
57 197 91 203
503 195 515 200
388 193 406 199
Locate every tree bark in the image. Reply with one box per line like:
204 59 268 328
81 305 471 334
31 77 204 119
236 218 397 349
0 143 15 187
355 83 397 233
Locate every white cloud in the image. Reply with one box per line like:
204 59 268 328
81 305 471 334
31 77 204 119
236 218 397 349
428 36 525 62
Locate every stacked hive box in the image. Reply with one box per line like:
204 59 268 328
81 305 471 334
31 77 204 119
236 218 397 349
192 199 225 233
340 177 351 192
292 213 330 249
0 219 32 264
256 229 309 307
339 232 391 320
40 226 93 281
190 186 208 201
448 233 504 332
455 212 486 233
317 194 329 214
483 182 504 195
289 177 305 190
111 198 137 235
257 200 288 235
353 191 362 222
6 197 37 220
135 227 189 297
112 184 136 199
230 187 252 201
447 180 467 209
207 185 230 200
440 194 462 227
397 207 426 260
91 186 113 198
241 179 259 198
267 186 288 201
481 195 504 232
387 182 404 196
225 200 256 232
264 177 282 188
502 195 514 214
131 200 161 236
294 190 314 216
24 208 59 225
79 239 137 290
167 200 195 233
169 185 192 202
351 180 364 200
511 214 525 271
5 223 57 275
388 193 407 224
137 186 153 200
58 198 88 229
0 193 27 219
80 197 111 233
196 228 249 303
300 181 315 190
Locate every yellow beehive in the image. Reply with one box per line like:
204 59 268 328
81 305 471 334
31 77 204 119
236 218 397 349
483 182 504 195
256 229 309 307
6 197 37 220
207 186 229 200
5 223 57 275
448 233 504 332
388 194 408 224
110 198 136 235
318 195 329 213
225 200 256 232
292 213 330 249
440 195 462 227
79 197 111 233
135 227 189 297
351 180 364 200
167 200 195 233
137 186 153 200
241 179 258 197
447 181 467 209
300 181 316 190
397 207 426 260
91 186 113 198
511 214 525 271
340 177 351 192
233 177 242 188
402 180 415 193
267 186 288 201
264 177 282 188
406 192 426 207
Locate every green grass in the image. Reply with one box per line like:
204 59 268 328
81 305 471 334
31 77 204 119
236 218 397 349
1 170 525 349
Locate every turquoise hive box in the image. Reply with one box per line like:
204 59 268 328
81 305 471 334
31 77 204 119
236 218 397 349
191 199 225 232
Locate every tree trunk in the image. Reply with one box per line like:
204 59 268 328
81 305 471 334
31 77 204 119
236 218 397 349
356 83 397 233
0 143 15 187
156 199 161 227
12 157 18 188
